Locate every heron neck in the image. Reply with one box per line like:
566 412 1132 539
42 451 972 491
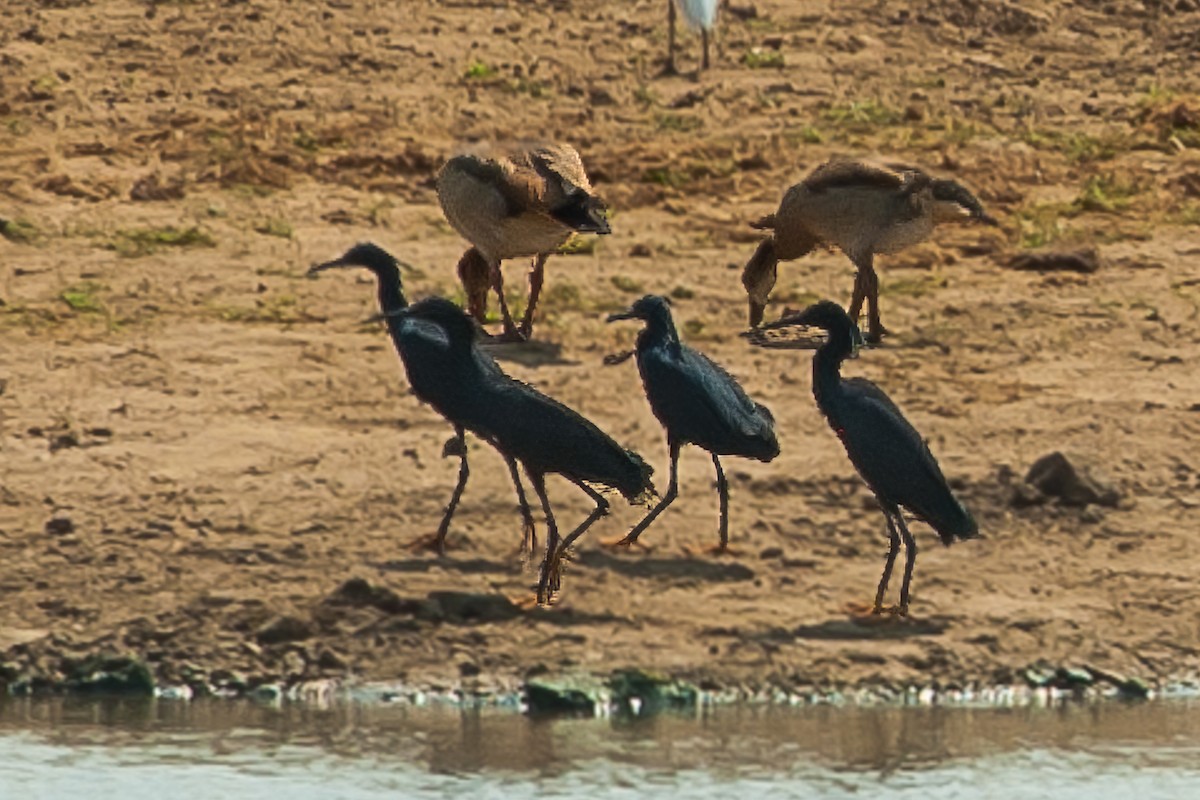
641 310 682 355
812 329 853 408
373 264 408 316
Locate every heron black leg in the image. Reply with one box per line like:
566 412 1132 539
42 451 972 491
701 27 710 70
873 511 902 614
894 513 919 616
665 0 678 74
607 440 680 547
526 470 560 605
711 452 730 551
518 253 548 340
409 426 468 556
504 454 537 556
547 482 611 596
487 258 523 341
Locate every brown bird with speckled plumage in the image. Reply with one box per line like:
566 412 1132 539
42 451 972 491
742 159 998 343
437 143 610 342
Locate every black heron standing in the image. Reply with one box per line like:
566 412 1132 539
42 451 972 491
308 242 536 556
759 300 978 615
396 297 656 604
606 295 779 552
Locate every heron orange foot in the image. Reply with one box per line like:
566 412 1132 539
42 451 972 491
600 535 650 551
405 533 446 556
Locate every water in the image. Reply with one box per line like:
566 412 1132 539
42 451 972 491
1 697 1198 798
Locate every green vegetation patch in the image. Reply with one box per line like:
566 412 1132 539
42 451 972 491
0 217 40 244
110 226 216 257
60 281 106 314
743 48 785 69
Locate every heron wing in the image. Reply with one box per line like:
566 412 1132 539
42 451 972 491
835 378 965 531
639 345 777 457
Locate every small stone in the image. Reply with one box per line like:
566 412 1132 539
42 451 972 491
255 615 313 645
1023 451 1121 508
45 514 74 535
425 591 520 624
316 649 348 671
1007 248 1100 274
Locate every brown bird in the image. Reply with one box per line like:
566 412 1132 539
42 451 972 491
741 159 998 343
436 143 610 342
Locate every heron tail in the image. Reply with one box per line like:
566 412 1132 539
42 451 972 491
934 500 979 546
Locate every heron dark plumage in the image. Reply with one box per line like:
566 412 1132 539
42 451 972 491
398 296 656 604
607 295 779 551
307 242 536 557
760 300 977 615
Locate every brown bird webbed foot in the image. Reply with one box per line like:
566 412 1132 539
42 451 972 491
491 327 529 344
863 324 891 346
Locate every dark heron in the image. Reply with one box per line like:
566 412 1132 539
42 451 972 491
308 242 536 556
397 297 655 603
742 159 999 343
759 300 978 615
606 295 779 552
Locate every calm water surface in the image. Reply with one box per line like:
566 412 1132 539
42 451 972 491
1 696 1198 798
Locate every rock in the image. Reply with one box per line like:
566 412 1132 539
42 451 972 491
1086 664 1151 699
1007 248 1100 273
609 668 699 715
1055 666 1094 688
63 655 155 696
525 673 609 715
324 578 415 615
1023 452 1121 508
255 615 313 645
315 648 348 671
45 514 74 535
423 591 519 624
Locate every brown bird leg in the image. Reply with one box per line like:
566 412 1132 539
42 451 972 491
894 513 918 617
503 454 537 558
518 253 548 340
456 248 490 324
407 425 468 555
527 471 560 605
487 258 524 341
860 254 888 344
547 482 611 595
872 512 902 614
605 440 680 548
847 267 866 325
742 240 778 328
665 0 679 75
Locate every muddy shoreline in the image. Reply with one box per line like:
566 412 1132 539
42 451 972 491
4 1 1200 706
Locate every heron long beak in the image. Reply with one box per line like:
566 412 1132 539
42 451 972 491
307 256 349 277
605 309 637 323
758 310 814 331
977 212 1001 227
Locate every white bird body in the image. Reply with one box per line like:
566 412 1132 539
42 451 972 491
666 0 717 72
676 0 718 30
